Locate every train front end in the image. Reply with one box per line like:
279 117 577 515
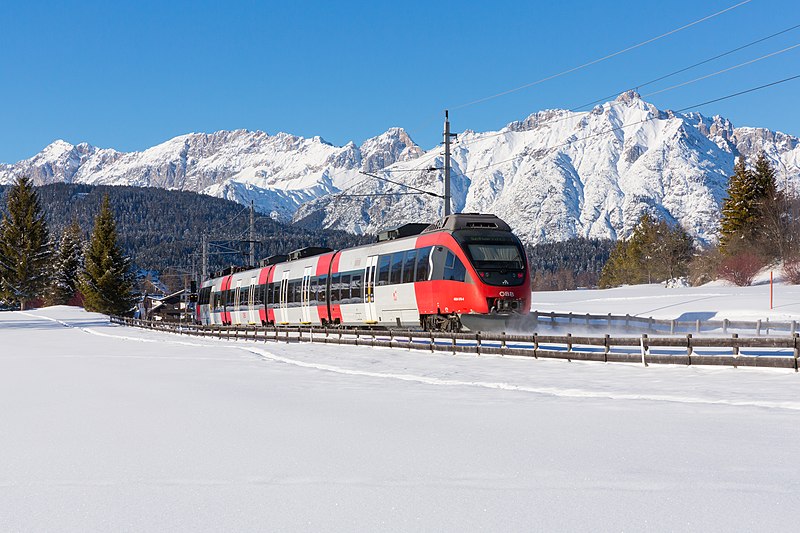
421 213 531 331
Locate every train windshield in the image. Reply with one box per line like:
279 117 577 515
465 243 525 270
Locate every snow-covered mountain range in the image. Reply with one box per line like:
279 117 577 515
2 92 798 244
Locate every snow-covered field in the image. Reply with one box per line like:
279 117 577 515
2 306 799 531
532 277 800 323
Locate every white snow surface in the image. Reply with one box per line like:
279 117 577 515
2 306 799 531
532 277 800 323
2 93 798 242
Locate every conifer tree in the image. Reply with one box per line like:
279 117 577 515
751 151 786 258
0 176 51 310
718 154 781 253
45 220 84 306
599 214 694 288
80 195 135 315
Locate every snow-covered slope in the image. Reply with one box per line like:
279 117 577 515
0 128 423 221
295 92 800 244
2 93 798 242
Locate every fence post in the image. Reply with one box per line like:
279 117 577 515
501 331 507 355
604 334 610 363
695 319 701 335
793 333 799 373
732 333 739 356
532 310 539 328
355 329 360 347
451 331 456 355
625 314 630 327
566 333 572 353
765 318 770 336
649 317 655 333
533 333 539 358
670 320 675 335
792 321 797 336
607 313 612 328
568 312 573 324
475 332 482 356
756 319 762 336
640 334 649 367
430 331 434 353
686 333 693 365
586 313 591 326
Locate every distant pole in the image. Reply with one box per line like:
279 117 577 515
443 110 452 217
249 200 255 267
201 233 208 281
770 271 773 310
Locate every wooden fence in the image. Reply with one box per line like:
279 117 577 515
111 316 800 371
530 310 799 336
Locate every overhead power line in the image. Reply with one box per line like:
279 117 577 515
573 21 800 111
453 39 800 150
450 0 754 110
463 73 800 174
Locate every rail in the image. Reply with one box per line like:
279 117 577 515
530 310 799 336
110 316 800 372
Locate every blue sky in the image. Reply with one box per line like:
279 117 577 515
1 0 798 162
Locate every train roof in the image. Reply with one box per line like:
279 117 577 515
423 213 511 233
204 213 516 282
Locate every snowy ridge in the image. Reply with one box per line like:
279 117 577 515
0 128 423 221
296 92 800 244
2 93 799 242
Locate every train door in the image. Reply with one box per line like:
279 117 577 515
248 276 257 324
233 279 243 325
301 266 313 324
364 255 379 324
278 270 290 324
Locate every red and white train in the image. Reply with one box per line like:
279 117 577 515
196 213 530 331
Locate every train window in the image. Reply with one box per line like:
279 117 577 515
415 246 432 282
466 243 525 270
331 273 341 303
239 287 248 306
389 252 404 285
309 277 318 306
294 281 302 307
402 249 417 284
444 251 467 282
377 255 391 286
318 275 327 303
340 274 351 304
351 272 363 301
286 281 294 306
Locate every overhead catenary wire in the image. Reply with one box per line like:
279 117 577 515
572 21 800 111
462 73 800 175
332 43 800 201
452 39 800 151
450 0 755 111
290 5 772 202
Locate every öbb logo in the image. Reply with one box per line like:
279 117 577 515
498 291 515 297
